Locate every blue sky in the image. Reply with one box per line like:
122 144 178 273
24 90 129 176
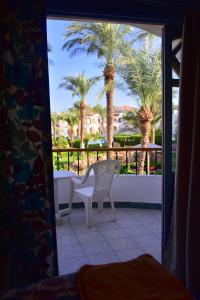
47 19 162 112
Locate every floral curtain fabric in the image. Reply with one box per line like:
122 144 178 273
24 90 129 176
0 0 58 294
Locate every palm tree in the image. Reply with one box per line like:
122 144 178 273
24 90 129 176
60 110 79 146
73 100 81 138
150 99 162 144
118 34 161 173
62 22 133 148
121 109 140 132
59 72 99 148
51 112 60 140
93 104 106 134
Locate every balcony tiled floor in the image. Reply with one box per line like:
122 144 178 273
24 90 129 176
56 207 161 275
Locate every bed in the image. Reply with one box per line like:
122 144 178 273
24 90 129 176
1 254 193 300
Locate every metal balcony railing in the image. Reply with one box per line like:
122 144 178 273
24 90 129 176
52 147 162 175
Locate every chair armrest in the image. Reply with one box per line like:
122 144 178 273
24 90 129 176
72 178 83 185
72 165 92 185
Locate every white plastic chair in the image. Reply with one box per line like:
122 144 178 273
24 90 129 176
69 159 120 228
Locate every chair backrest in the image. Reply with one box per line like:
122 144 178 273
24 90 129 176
90 160 120 198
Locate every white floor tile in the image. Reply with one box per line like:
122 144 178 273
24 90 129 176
101 228 129 240
115 248 144 262
59 243 84 259
133 233 161 248
124 224 148 237
59 256 89 275
116 217 141 227
57 233 79 246
81 240 112 255
147 222 161 234
107 237 140 251
76 231 104 243
136 215 158 225
95 220 121 230
87 252 119 265
72 223 98 233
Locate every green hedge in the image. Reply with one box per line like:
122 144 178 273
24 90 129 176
114 131 162 147
52 136 69 148
73 138 89 148
114 134 141 147
154 129 162 145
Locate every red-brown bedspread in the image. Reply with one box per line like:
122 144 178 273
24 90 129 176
77 254 193 300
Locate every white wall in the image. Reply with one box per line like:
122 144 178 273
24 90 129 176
111 175 162 204
55 175 162 205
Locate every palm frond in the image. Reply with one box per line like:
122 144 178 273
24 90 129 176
59 72 100 100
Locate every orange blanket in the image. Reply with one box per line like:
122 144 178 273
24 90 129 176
77 254 193 300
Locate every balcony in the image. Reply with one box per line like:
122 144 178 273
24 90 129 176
54 147 162 275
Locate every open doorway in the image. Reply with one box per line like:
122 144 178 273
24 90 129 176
47 17 164 275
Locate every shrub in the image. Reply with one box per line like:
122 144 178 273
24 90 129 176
87 144 101 148
114 130 162 147
154 129 162 145
73 137 89 148
52 136 69 148
114 134 141 147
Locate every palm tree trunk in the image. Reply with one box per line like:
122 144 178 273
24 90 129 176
77 122 80 138
151 125 156 144
104 65 115 149
80 99 86 148
101 117 104 134
137 107 153 174
70 127 74 147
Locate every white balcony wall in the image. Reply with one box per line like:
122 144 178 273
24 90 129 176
55 175 162 205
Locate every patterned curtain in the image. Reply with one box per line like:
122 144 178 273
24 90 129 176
0 0 58 294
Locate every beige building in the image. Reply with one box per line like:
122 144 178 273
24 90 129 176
52 105 135 138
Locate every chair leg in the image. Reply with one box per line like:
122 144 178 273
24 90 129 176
108 193 116 221
98 200 103 212
84 198 93 228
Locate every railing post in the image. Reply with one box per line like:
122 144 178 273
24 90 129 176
135 150 138 175
155 150 158 174
147 150 150 175
115 151 118 160
56 151 59 171
77 151 80 174
87 151 89 167
68 151 70 171
145 150 148 175
126 151 128 174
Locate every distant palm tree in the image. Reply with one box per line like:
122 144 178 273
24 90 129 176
150 98 162 144
51 112 60 140
121 109 140 132
72 100 81 138
62 22 133 148
93 104 106 134
59 72 99 147
118 34 161 173
60 110 79 146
